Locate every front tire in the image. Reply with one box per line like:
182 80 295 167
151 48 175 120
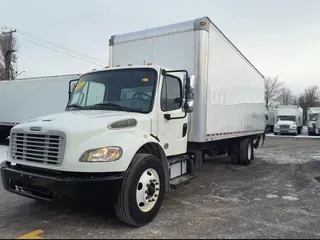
114 153 165 227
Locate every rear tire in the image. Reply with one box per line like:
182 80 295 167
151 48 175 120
239 138 254 166
230 142 240 164
114 153 165 227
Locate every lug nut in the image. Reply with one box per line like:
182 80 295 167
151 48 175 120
154 194 158 197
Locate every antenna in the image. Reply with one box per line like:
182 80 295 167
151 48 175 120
143 20 148 65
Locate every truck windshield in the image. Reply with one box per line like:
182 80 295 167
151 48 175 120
309 113 319 121
277 115 295 121
67 68 157 113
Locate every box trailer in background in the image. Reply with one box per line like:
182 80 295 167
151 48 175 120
0 74 80 141
274 105 303 135
265 108 276 132
307 107 320 135
1 16 265 227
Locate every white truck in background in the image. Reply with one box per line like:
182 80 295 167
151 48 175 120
0 74 80 141
307 107 320 135
274 105 303 135
265 108 276 133
1 17 265 227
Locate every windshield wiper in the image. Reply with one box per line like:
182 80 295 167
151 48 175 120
67 104 83 109
94 102 132 112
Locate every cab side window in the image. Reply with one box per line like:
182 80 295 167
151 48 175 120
161 75 182 112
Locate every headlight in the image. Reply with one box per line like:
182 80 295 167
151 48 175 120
274 124 279 128
79 146 123 162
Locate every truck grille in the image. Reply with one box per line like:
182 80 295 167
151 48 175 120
10 131 66 166
280 124 290 129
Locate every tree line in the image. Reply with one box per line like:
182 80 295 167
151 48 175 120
265 76 320 121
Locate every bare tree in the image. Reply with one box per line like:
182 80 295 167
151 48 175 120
0 31 19 80
277 86 294 106
264 76 284 109
297 85 320 122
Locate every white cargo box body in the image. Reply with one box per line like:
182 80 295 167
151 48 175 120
0 74 80 126
276 105 303 127
109 16 265 143
266 109 276 126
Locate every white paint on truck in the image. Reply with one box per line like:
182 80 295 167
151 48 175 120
1 17 265 227
274 105 303 135
0 74 80 140
265 109 276 132
307 107 320 135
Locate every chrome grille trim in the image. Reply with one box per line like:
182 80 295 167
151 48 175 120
10 128 66 166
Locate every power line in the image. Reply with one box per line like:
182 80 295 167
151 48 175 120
0 24 106 64
16 35 105 66
16 31 106 64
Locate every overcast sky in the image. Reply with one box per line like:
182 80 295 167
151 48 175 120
1 0 319 94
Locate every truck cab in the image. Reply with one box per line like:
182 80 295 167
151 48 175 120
274 105 303 135
307 107 320 135
1 65 195 227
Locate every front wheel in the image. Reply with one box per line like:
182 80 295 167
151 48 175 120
114 153 165 227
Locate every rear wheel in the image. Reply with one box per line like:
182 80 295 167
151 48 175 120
230 142 240 164
114 153 165 227
239 138 254 166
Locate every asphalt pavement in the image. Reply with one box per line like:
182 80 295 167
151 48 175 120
1 136 320 239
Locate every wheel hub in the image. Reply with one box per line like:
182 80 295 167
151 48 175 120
136 168 160 212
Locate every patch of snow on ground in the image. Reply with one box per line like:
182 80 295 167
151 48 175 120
266 133 320 139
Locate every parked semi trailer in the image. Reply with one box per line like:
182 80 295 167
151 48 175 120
307 107 320 135
1 17 265 227
274 105 303 135
0 74 80 141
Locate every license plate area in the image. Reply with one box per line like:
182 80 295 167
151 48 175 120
7 179 53 200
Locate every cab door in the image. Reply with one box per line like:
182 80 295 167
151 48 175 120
157 73 189 156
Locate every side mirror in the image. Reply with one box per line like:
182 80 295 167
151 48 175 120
185 99 194 113
183 74 195 113
185 74 195 100
69 79 79 100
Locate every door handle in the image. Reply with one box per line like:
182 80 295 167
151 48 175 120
164 114 171 120
182 123 188 137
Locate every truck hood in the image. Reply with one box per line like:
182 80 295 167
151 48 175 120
275 120 295 126
15 110 152 135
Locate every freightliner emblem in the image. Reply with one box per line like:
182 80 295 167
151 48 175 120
30 126 42 131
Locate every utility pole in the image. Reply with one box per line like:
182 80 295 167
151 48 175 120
1 29 16 80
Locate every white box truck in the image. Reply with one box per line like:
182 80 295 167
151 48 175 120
274 105 303 135
1 17 265 227
265 108 276 133
0 74 80 141
307 107 320 135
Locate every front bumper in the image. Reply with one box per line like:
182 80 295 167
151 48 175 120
1 161 124 201
274 128 297 134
